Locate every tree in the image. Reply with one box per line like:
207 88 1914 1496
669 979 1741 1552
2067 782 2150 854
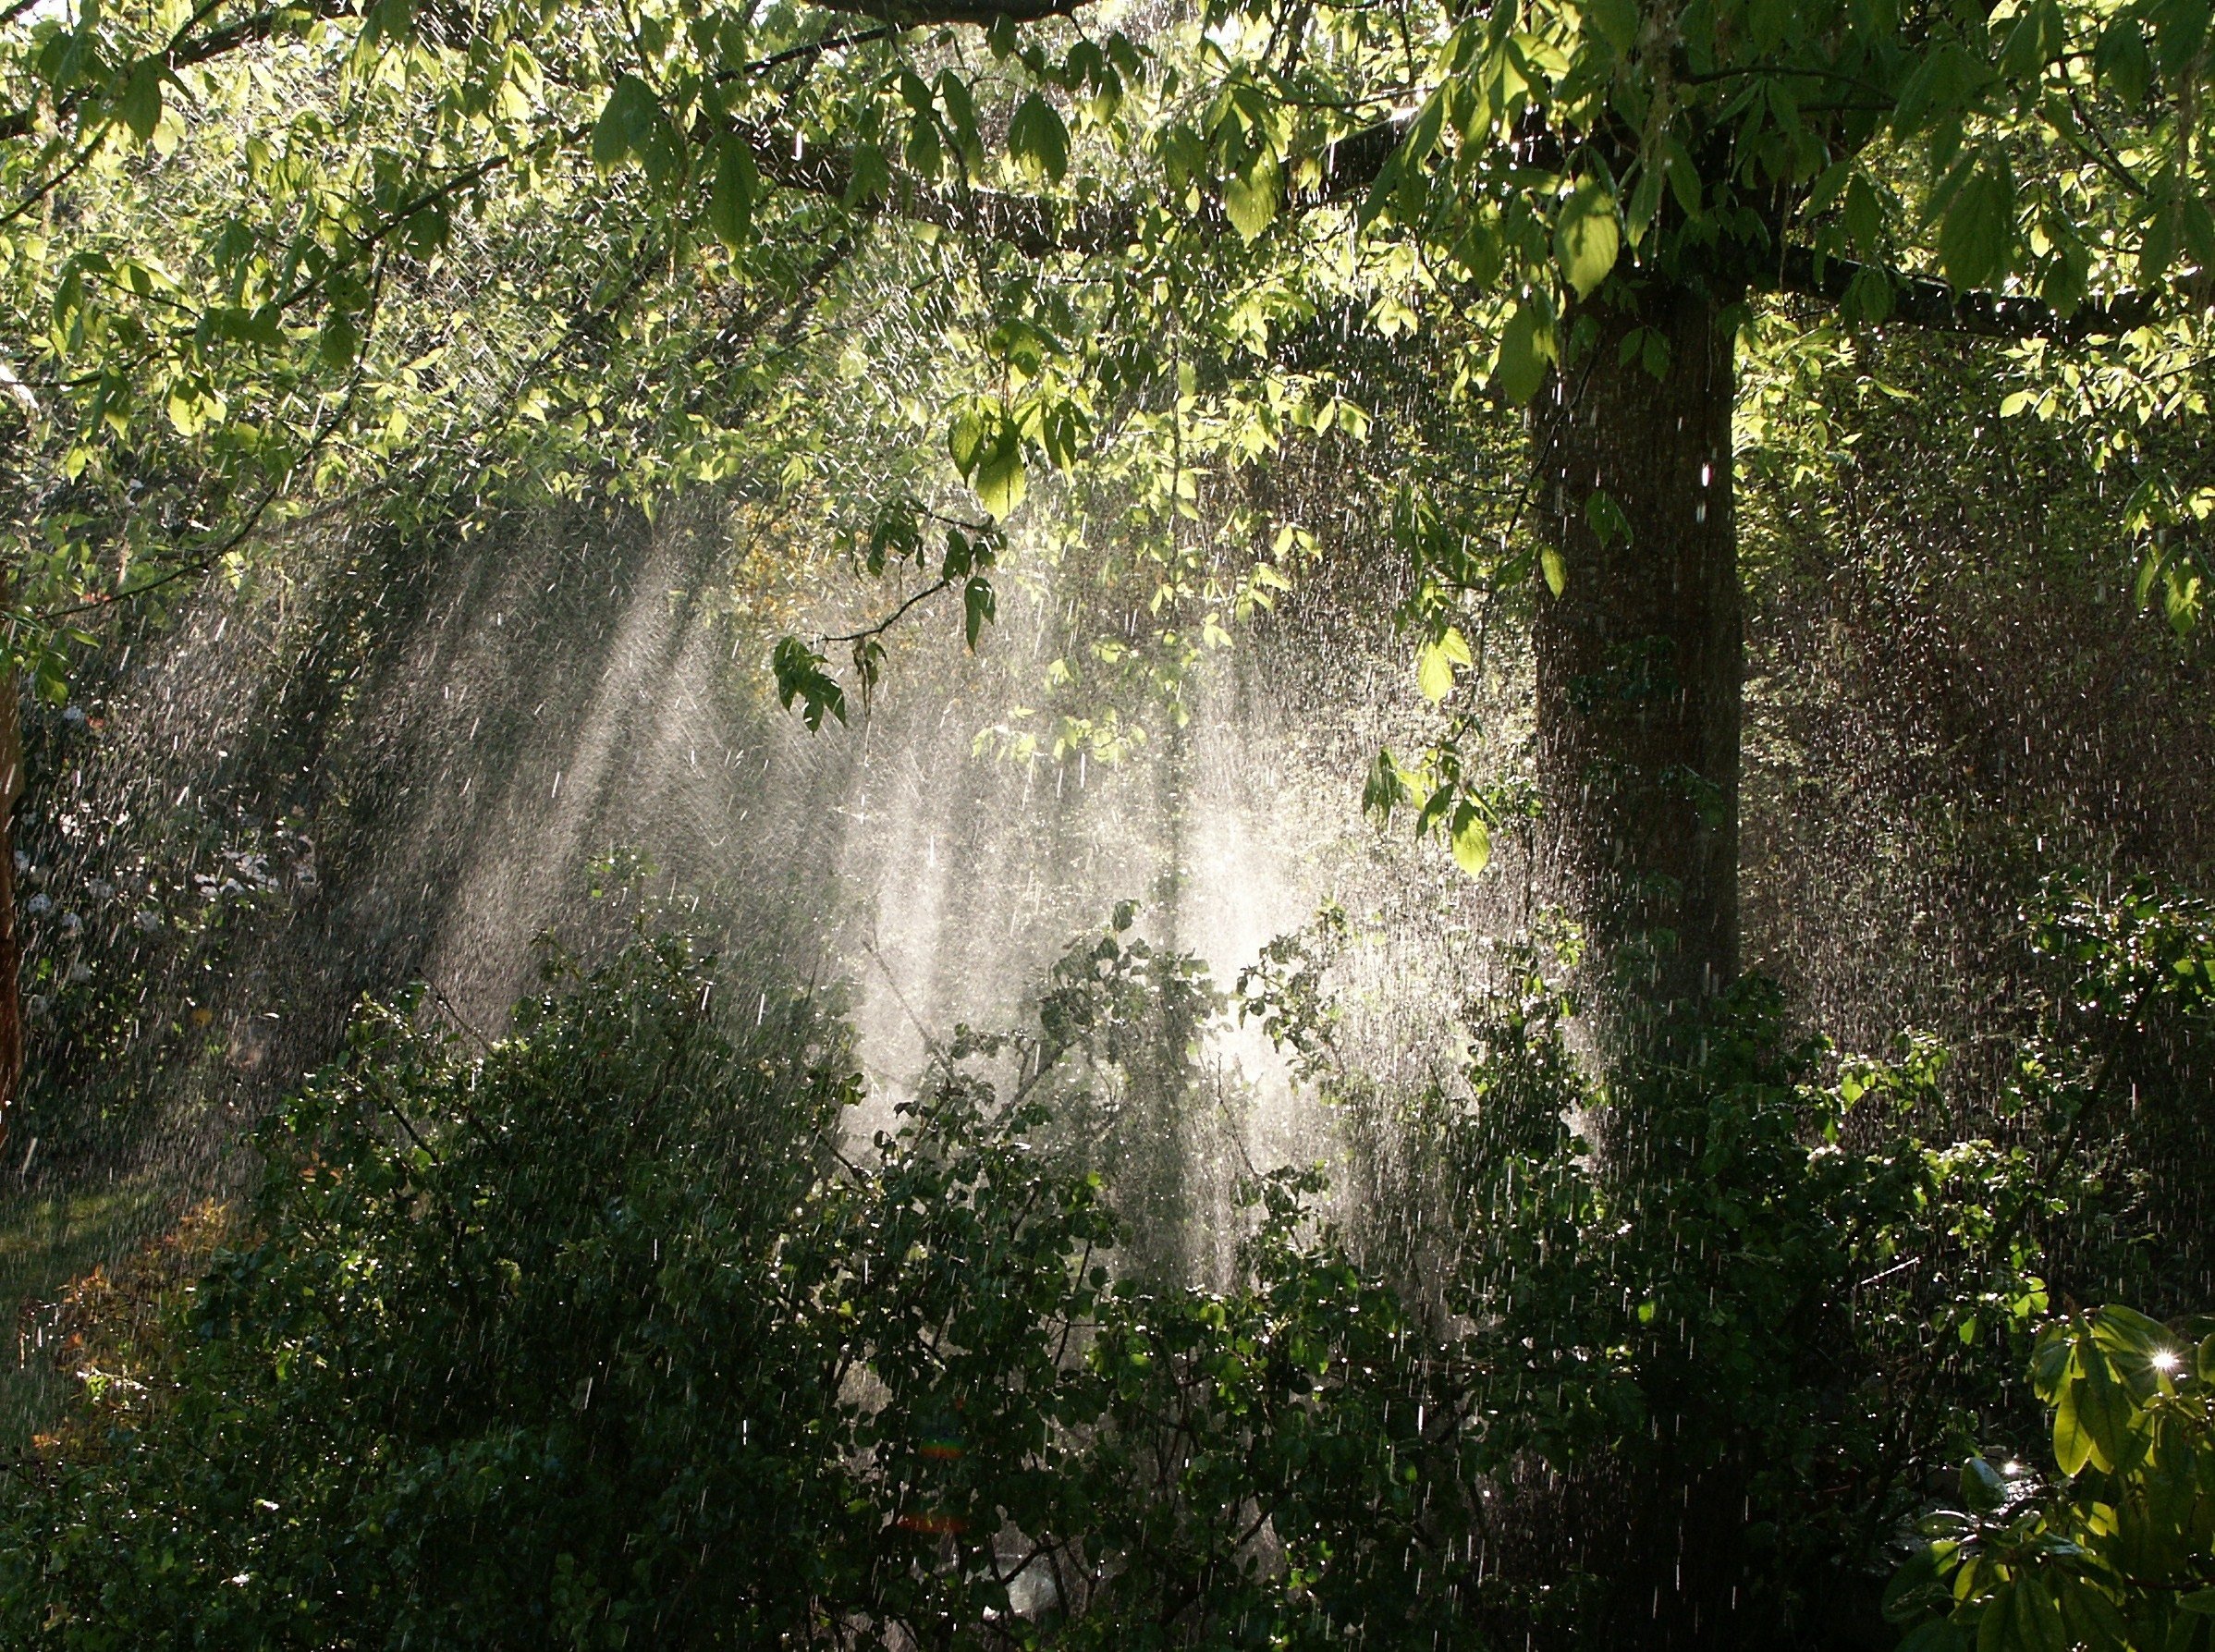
6 0 2208 1071
1254 0 2201 1031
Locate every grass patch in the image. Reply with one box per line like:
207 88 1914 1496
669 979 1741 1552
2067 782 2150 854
0 1177 176 1446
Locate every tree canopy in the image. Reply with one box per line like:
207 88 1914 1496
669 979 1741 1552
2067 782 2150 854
5 0 2209 640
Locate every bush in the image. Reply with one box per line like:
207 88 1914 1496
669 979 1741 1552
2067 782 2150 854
1886 1305 2215 1651
3 884 2209 1649
0 927 1479 1647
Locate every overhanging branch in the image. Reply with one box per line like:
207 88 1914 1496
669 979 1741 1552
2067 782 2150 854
739 119 1129 257
0 0 365 143
821 0 1094 22
1766 245 2180 344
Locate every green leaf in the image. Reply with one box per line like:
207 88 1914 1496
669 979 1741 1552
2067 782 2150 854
2150 0 2212 77
2163 568 2202 635
707 135 758 250
771 636 847 730
2135 547 2166 610
1554 177 1621 299
1896 1621 1965 1652
1885 1547 1950 1624
1998 0 2064 81
938 70 982 169
1540 545 1567 596
906 110 942 177
847 141 892 205
1450 802 1492 877
2053 1371 2096 1475
1585 488 1631 549
1938 152 2015 291
318 312 360 371
973 429 1025 517
2095 15 2152 104
2055 1335 2135 1475
1224 154 1279 242
1960 1456 2007 1514
1494 301 1552 405
1659 134 1702 219
2143 190 2185 285
2092 1303 2173 1364
1007 92 1070 183
949 410 986 478
1581 0 1639 53
116 58 162 144
2060 1577 2134 1644
2031 1323 2074 1403
1362 747 1412 822
594 74 661 170
2013 1576 2068 1652
964 575 997 648
1844 173 1885 251
1415 626 1471 701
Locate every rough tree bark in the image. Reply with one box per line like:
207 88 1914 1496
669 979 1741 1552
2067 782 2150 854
1529 285 1755 1645
1532 285 1742 1029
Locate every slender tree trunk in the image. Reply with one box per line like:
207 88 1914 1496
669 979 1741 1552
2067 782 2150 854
1533 286 1741 1029
0 653 21 1148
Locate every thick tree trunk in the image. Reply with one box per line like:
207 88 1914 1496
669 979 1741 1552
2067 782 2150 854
1532 287 1741 1027
1530 288 1761 1645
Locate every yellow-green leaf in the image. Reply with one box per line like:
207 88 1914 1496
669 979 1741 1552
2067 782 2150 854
1224 155 1279 242
1450 804 1491 876
1554 177 1621 299
1415 625 1471 702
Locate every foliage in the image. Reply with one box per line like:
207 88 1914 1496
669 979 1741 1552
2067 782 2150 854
6 0 2209 757
0 924 1480 1647
0 875 2203 1645
1887 1305 2215 1652
1234 883 2215 1637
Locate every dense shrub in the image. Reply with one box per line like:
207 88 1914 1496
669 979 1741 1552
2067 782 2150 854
1886 1305 2215 1651
1 885 2209 1648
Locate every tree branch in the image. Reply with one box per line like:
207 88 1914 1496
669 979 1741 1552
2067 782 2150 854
820 0 1093 21
0 0 366 143
1765 245 2180 343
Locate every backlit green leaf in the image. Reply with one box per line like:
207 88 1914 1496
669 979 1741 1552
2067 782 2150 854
1008 93 1070 183
1225 155 1279 242
1938 152 2014 290
1450 803 1492 876
1554 177 1621 299
1495 302 1552 405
